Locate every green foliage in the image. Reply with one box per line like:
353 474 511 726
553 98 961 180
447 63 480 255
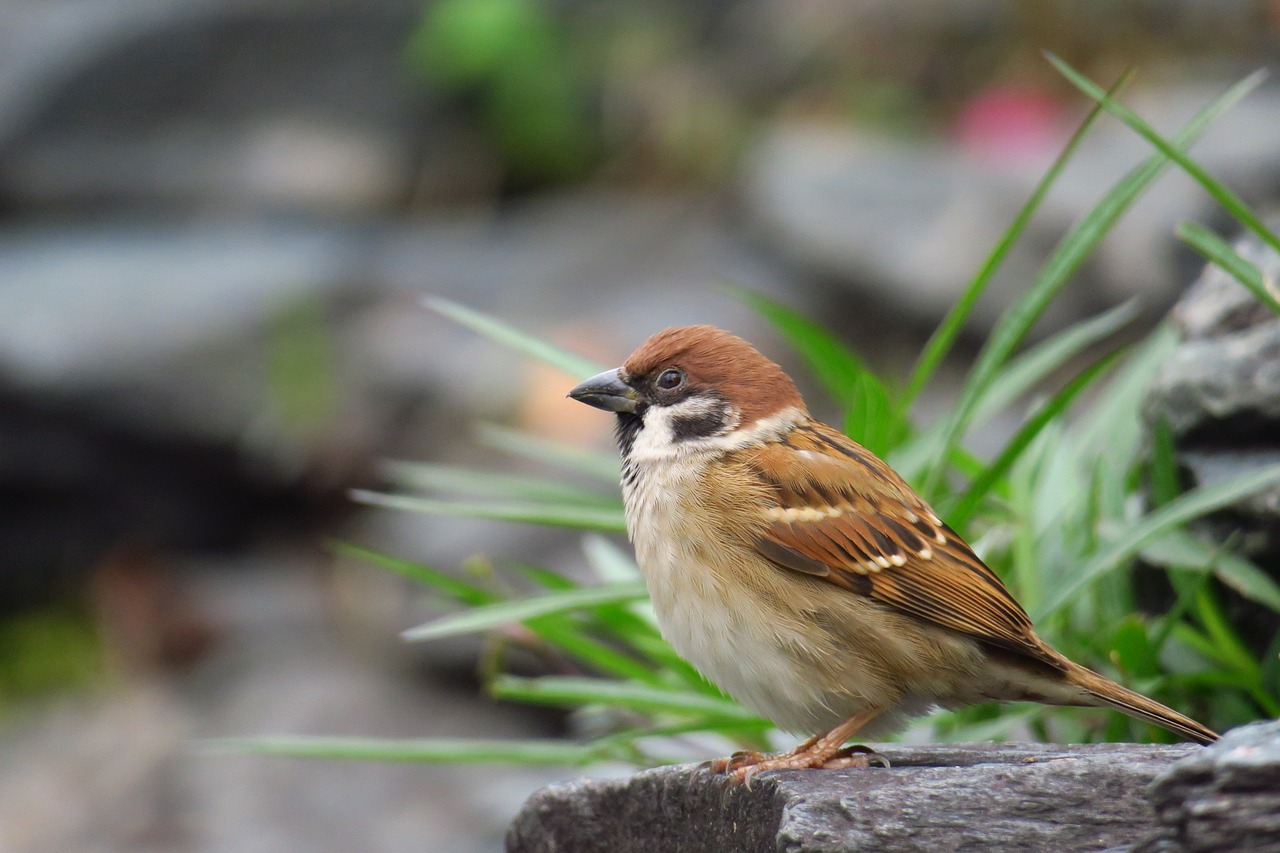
406 0 596 182
0 607 101 716
403 2 753 187
737 292 910 458
267 298 338 440
221 64 1280 766
1176 222 1280 318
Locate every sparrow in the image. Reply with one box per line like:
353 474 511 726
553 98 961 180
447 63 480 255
568 325 1217 784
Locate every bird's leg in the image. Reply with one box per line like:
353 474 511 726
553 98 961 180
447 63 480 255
706 709 886 786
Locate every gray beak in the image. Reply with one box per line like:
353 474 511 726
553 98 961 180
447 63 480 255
568 368 638 413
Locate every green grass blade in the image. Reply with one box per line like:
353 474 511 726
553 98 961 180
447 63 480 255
1208 555 1280 614
578 598 662 643
1073 324 1178 471
329 540 496 605
582 535 641 583
891 300 1138 482
491 675 759 719
525 618 664 684
592 717 775 747
380 460 613 505
739 290 911 454
1148 419 1182 507
626 633 713 689
1109 615 1162 679
425 296 605 378
1036 462 1280 620
476 423 620 482
842 369 910 456
1177 221 1280 318
401 581 648 641
510 562 579 590
899 71 1129 413
352 490 627 533
1141 530 1280 614
1149 559 1214 657
738 290 869 409
1193 586 1261 680
973 299 1139 425
201 735 604 765
949 348 1124 527
923 72 1257 495
1047 56 1276 256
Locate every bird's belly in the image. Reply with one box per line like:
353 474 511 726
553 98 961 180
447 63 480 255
653 580 846 732
636 534 892 733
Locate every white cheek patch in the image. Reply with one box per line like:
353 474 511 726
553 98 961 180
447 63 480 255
629 404 806 462
631 396 731 457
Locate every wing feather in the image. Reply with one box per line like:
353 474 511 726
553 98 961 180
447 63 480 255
746 422 1064 671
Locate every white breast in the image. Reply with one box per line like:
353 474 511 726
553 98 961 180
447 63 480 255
621 436 860 733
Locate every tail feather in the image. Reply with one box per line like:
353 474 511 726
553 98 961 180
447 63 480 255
1068 662 1218 745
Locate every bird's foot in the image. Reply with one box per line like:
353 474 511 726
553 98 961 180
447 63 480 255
705 742 888 787
699 750 767 774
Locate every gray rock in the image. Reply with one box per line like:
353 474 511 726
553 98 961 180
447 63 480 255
741 83 1280 333
739 124 1074 333
1136 720 1280 853
0 0 440 214
0 221 370 477
0 222 358 390
507 742 1200 852
1149 221 1280 435
1142 222 1280 551
0 194 804 451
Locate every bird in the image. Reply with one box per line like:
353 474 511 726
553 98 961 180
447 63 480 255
567 324 1217 784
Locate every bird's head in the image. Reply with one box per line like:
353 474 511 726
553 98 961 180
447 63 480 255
568 325 806 452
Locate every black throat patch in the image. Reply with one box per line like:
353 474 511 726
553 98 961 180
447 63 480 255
615 412 642 458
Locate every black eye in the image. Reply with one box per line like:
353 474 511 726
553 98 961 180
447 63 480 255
656 368 684 390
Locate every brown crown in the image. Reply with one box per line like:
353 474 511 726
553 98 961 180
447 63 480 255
622 325 806 424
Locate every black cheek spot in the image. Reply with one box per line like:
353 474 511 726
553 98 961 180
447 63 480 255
670 410 728 441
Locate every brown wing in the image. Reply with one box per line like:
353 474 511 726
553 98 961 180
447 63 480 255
745 420 1064 671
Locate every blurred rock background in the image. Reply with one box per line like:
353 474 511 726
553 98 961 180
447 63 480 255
0 1 1277 850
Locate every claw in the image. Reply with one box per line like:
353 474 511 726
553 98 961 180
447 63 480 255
822 744 890 770
738 763 765 788
700 750 765 774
